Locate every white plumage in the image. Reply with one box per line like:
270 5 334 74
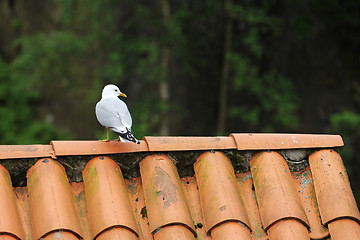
95 84 139 144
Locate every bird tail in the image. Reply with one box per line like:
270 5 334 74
112 128 140 144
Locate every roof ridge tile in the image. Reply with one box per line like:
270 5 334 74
250 151 310 232
143 136 237 151
27 158 83 240
194 151 251 236
230 133 343 150
0 164 25 240
82 156 139 239
139 154 196 237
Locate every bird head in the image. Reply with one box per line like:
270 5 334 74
102 84 127 98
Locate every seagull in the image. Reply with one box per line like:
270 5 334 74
95 84 140 144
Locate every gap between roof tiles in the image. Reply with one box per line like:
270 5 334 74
0 134 344 188
0 147 341 188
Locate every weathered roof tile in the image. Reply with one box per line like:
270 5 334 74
194 151 251 235
250 151 309 231
0 164 25 240
140 154 196 237
83 156 138 239
27 158 83 240
309 150 360 224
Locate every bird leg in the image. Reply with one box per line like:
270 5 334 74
100 128 110 142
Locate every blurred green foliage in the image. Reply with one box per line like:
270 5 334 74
0 0 358 144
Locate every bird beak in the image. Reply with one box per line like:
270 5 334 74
120 93 127 98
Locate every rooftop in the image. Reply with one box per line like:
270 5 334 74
0 133 359 239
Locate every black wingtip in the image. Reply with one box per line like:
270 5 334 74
113 128 140 144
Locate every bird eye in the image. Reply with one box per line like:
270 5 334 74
115 89 118 92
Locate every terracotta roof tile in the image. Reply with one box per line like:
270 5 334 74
210 221 251 240
143 136 236 151
0 134 358 240
235 172 267 239
250 151 309 231
309 150 360 224
139 154 196 237
231 133 343 150
292 167 329 239
153 225 195 240
83 156 139 239
327 219 360 239
27 158 83 240
0 165 25 240
194 151 250 235
180 176 208 239
0 145 54 160
267 219 310 239
51 140 147 156
124 177 152 240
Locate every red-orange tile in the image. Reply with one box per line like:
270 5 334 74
309 150 360 224
139 154 196 236
236 172 267 239
42 231 80 239
230 133 343 150
250 151 309 231
143 136 236 151
194 151 250 235
0 164 25 240
125 177 152 240
181 177 208 240
153 225 195 240
96 227 138 240
82 156 139 239
13 187 32 239
70 182 91 240
327 219 360 239
292 168 329 239
267 219 310 240
27 159 83 240
211 221 251 240
0 144 54 159
51 140 148 156
0 236 18 240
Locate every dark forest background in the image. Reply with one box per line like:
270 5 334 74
0 0 359 199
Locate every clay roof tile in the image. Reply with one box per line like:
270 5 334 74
309 150 360 224
82 156 139 239
250 151 309 231
27 158 83 240
139 154 196 237
194 151 251 235
0 164 25 240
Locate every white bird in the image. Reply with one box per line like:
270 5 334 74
95 84 139 144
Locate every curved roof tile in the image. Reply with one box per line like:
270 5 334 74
250 151 309 231
194 151 251 235
27 159 83 240
309 150 360 224
139 154 196 237
0 164 25 240
83 156 139 239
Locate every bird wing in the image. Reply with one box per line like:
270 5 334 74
95 97 133 131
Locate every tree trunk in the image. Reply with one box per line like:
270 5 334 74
217 0 233 135
159 0 171 136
